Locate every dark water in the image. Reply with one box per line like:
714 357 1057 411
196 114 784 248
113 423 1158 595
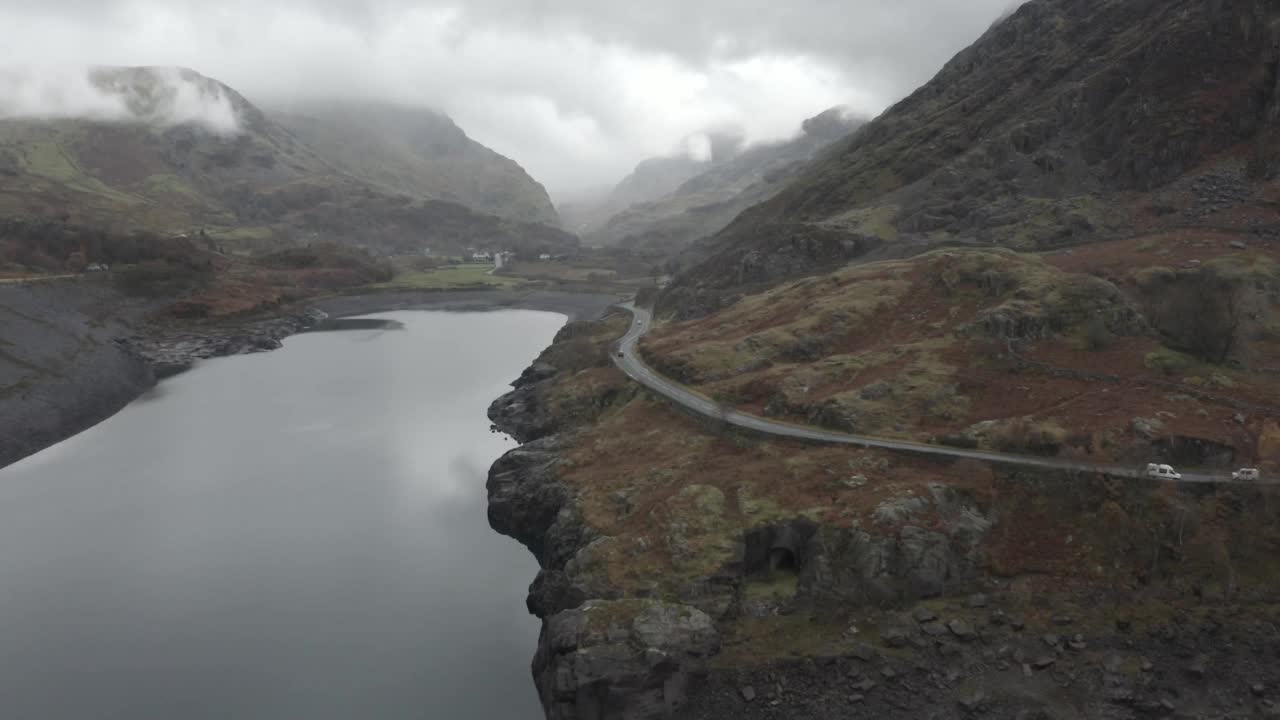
0 310 565 720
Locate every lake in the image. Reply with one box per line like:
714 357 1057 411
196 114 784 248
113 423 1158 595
0 309 565 720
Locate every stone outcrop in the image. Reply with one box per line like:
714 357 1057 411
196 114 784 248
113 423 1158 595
124 308 328 378
536 601 720 720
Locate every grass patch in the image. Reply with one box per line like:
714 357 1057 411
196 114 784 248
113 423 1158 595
1144 347 1197 375
714 613 855 667
22 141 80 181
143 174 206 201
743 572 799 603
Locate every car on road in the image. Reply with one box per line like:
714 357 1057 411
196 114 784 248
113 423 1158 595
1145 463 1182 480
617 351 625 358
1233 467 1261 482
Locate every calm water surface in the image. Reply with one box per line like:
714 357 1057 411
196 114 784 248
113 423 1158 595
0 310 565 720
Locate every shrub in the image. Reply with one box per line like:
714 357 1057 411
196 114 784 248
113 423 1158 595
992 418 1066 455
1085 315 1115 351
1144 347 1196 375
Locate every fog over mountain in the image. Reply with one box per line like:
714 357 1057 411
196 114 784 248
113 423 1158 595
0 0 1018 200
0 66 242 135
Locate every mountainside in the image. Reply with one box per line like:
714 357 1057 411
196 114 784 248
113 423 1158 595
563 132 745 237
0 66 576 260
270 101 561 227
481 5 1280 716
665 0 1280 313
585 107 864 254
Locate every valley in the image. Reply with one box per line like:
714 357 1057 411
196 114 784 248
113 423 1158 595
6 1 1280 718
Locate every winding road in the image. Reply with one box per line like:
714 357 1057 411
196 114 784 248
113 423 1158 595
612 303 1266 485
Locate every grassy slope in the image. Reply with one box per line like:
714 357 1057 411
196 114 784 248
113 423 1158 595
644 243 1280 468
270 102 561 227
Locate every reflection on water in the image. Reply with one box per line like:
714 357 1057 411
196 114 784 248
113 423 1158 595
0 310 564 720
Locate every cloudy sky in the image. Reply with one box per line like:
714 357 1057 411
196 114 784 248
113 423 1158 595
0 0 1016 201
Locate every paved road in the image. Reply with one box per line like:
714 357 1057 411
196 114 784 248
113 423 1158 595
0 274 79 285
612 303 1268 485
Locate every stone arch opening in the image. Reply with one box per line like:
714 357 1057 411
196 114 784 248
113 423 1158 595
769 547 798 573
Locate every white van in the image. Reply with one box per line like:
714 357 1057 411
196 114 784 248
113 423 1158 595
1232 468 1261 482
1145 463 1182 480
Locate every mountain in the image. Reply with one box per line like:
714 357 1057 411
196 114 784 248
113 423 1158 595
0 66 576 258
583 107 865 254
562 131 744 236
269 101 561 227
664 0 1280 313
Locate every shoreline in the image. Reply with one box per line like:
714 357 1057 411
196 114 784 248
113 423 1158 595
0 284 621 470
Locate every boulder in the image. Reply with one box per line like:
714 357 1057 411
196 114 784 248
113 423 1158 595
949 620 978 641
914 607 939 623
1032 656 1057 671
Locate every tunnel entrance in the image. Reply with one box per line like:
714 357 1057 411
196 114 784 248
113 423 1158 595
768 547 797 573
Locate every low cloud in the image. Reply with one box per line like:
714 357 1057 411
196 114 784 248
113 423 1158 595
0 65 241 135
0 0 1016 199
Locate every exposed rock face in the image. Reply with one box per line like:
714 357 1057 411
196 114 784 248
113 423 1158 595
537 601 720 720
802 485 994 606
486 436 599 617
0 279 155 468
486 317 730 718
124 308 328 378
488 435 719 718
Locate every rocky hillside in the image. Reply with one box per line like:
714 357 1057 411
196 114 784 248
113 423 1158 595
489 299 1280 720
585 108 864 254
665 0 1280 313
0 66 576 258
270 101 561 227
